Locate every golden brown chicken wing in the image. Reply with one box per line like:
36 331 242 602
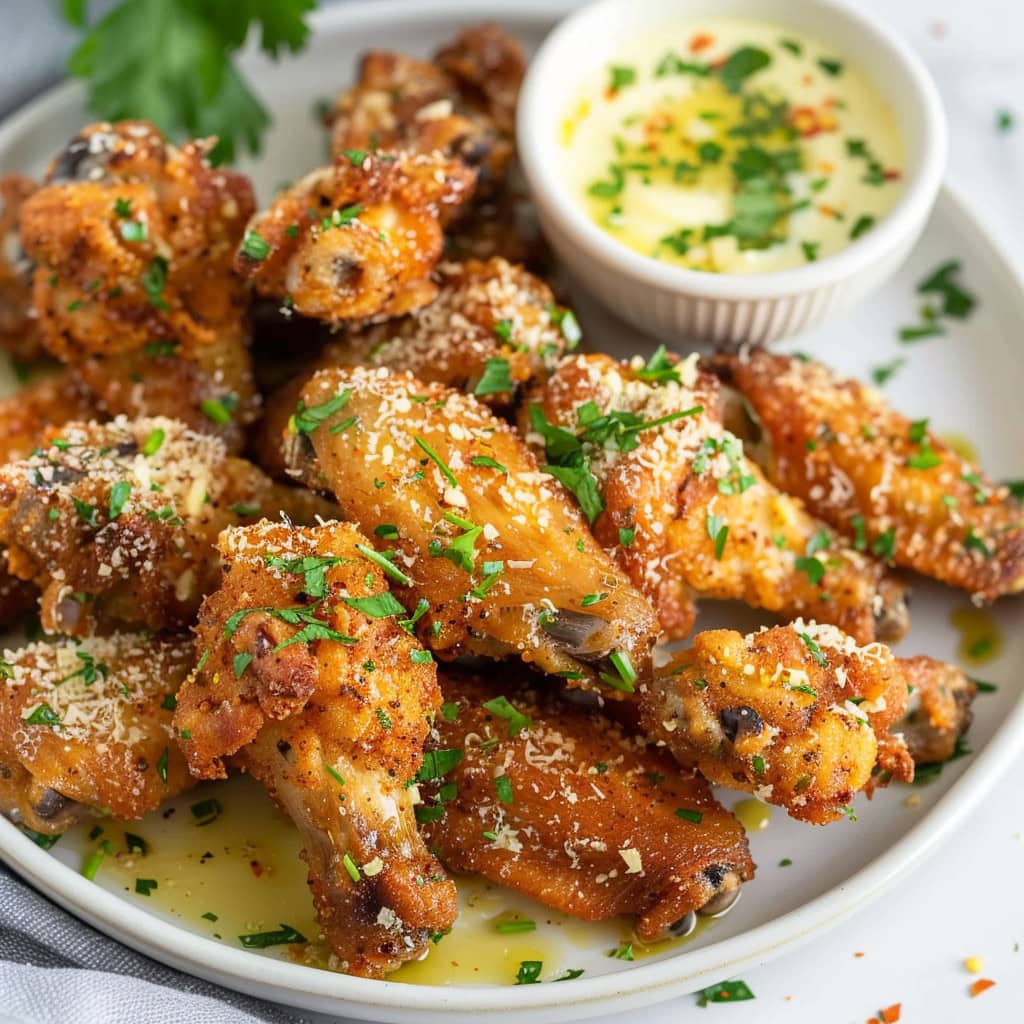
235 151 476 325
526 353 908 644
0 174 43 362
710 349 1024 600
18 121 257 449
894 656 976 767
326 24 524 195
0 416 334 636
640 622 913 824
174 520 456 977
421 669 754 942
286 366 659 689
251 258 577 479
0 633 193 836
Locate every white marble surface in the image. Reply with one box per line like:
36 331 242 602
1 1 1021 1021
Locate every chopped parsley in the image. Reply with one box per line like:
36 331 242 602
240 230 271 261
697 979 756 1005
482 695 532 737
474 357 514 396
238 924 307 949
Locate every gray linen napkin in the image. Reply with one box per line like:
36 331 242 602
0 864 308 1023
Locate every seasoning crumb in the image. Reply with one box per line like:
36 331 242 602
969 978 996 998
964 956 984 974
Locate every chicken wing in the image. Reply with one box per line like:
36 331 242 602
0 633 193 836
639 622 913 824
326 24 523 196
0 416 334 636
894 656 976 767
286 366 659 688
421 669 754 942
235 151 476 325
525 353 908 644
0 174 43 362
710 349 1024 600
252 258 576 479
18 121 257 449
173 520 457 977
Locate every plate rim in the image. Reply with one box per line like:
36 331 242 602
1 1 1023 1018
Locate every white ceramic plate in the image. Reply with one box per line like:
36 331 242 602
1 3 1023 1022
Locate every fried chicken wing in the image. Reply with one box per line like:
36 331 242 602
640 622 912 824
252 258 575 479
236 151 476 325
174 520 456 977
895 656 976 767
710 349 1024 600
0 174 43 361
0 416 334 636
526 353 908 644
0 633 193 835
286 366 659 688
326 24 524 195
421 669 754 942
18 121 257 448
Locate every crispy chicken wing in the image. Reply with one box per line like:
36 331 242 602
235 151 476 325
0 633 193 835
326 24 524 195
286 366 659 688
895 656 976 767
0 175 43 361
0 416 334 636
710 349 1024 600
526 353 909 644
18 121 257 448
174 520 456 977
640 622 913 824
252 258 576 479
421 669 754 942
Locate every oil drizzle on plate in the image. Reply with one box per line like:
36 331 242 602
732 799 771 833
950 606 1003 665
938 432 979 464
57 774 713 985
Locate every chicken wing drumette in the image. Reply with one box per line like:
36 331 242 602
286 366 659 689
235 151 476 325
710 349 1024 600
526 353 909 644
252 258 577 478
420 669 754 942
173 520 457 977
18 121 257 449
0 174 43 361
0 633 193 836
0 416 334 636
640 622 913 824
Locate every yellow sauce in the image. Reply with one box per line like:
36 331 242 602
732 798 771 832
950 606 1004 665
58 775 711 985
561 18 904 274
939 432 979 464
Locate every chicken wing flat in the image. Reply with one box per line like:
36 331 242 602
0 174 43 361
236 151 476 325
640 622 913 824
710 349 1024 600
420 669 754 943
894 656 976 767
18 121 257 449
174 520 457 977
0 416 334 636
526 353 908 644
286 366 659 688
252 257 576 479
0 633 193 835
326 24 524 195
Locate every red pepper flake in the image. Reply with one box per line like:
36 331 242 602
853 951 865 958
249 859 263 878
884 168 902 181
880 1005 901 1023
969 978 996 998
930 20 948 39
689 32 714 53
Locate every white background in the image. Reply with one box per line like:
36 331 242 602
1 2 1021 1022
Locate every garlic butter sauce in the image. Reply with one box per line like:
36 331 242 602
561 19 904 274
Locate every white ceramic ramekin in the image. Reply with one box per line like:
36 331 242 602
517 0 947 347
